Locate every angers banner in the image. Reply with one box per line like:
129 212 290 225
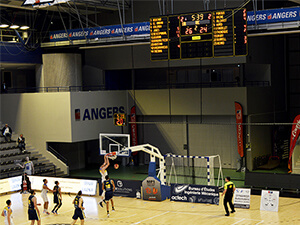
235 102 244 158
171 184 219 205
49 22 150 42
288 115 300 172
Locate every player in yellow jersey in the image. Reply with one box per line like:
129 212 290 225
221 177 236 216
1 199 14 225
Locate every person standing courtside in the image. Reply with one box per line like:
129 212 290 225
17 157 34 175
52 181 62 214
70 190 85 225
102 175 115 217
1 199 14 225
28 190 41 225
222 176 236 216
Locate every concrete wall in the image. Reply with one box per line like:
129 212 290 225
1 93 72 174
38 54 82 88
0 87 274 171
84 45 246 70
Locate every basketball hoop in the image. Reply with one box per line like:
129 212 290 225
106 152 117 160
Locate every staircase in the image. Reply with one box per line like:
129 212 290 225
0 135 67 179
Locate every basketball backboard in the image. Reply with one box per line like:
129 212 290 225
99 133 130 157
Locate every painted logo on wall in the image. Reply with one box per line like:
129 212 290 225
74 106 125 121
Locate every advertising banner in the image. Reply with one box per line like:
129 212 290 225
49 22 150 42
247 7 300 25
234 188 251 209
0 176 22 194
288 114 300 172
171 184 219 205
130 106 138 147
29 176 97 195
235 102 244 158
142 177 162 201
113 179 142 198
260 190 279 212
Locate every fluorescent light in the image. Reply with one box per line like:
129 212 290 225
20 26 30 30
0 24 9 28
9 25 20 29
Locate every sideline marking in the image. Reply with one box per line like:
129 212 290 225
232 218 246 224
131 211 170 224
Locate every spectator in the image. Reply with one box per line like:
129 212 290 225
17 157 34 175
2 124 12 142
20 173 31 194
17 134 26 153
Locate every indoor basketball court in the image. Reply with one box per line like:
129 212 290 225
1 191 300 225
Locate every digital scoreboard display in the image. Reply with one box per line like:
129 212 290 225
150 9 247 60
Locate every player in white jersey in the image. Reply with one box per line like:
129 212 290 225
17 156 34 175
41 179 53 215
1 199 14 225
98 154 111 207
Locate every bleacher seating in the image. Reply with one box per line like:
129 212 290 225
0 132 65 179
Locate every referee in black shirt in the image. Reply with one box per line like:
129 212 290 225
221 177 236 216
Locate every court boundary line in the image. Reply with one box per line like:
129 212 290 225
131 211 170 225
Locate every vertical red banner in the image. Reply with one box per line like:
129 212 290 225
130 106 138 147
288 114 300 172
235 102 244 158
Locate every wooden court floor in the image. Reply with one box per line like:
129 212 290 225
1 192 300 225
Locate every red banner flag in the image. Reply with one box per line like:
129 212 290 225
235 102 244 157
130 106 138 147
288 115 300 172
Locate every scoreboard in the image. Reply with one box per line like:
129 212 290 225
150 9 247 60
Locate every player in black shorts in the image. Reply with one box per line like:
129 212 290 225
71 190 85 225
102 175 115 217
52 181 62 214
221 176 236 216
28 190 41 225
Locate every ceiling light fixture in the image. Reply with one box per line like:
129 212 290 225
20 25 30 30
0 24 9 28
9 25 20 29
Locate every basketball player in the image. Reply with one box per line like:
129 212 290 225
221 176 236 216
28 190 41 225
41 179 53 215
70 190 85 225
52 181 62 215
98 154 110 207
17 157 34 175
1 199 14 225
102 175 115 217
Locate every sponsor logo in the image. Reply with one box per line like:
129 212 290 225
146 180 155 186
171 195 187 201
75 109 80 121
117 180 123 188
173 184 189 194
79 106 125 121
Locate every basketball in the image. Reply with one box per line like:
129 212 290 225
114 164 119 169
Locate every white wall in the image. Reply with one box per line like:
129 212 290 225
1 93 72 174
70 91 128 142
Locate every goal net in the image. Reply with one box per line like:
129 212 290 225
165 154 224 187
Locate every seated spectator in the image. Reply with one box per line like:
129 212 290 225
17 134 26 153
1 124 12 142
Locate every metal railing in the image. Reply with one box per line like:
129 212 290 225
1 81 270 94
47 146 68 166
